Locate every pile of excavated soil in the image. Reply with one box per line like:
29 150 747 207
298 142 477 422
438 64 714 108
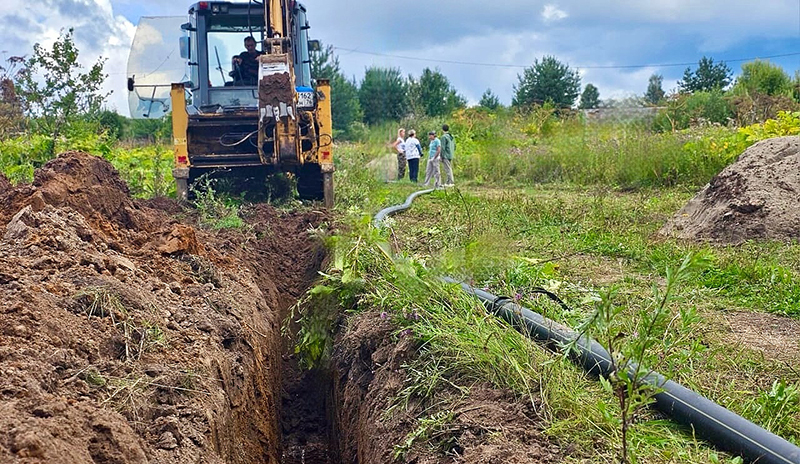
330 311 562 464
0 152 325 464
661 136 800 243
259 72 293 108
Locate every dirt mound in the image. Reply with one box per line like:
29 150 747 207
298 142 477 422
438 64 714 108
0 151 158 238
330 311 562 463
661 136 800 243
0 153 326 464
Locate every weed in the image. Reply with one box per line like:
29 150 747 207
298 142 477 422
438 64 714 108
191 174 246 230
744 379 800 440
393 410 456 460
84 368 107 387
74 287 167 361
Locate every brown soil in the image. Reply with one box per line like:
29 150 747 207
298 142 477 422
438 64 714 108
259 72 293 108
0 152 325 464
660 136 800 243
330 311 562 464
720 311 800 364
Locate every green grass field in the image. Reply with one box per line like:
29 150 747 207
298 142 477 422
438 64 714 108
318 115 800 463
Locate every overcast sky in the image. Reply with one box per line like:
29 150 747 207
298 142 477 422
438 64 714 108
2 0 799 116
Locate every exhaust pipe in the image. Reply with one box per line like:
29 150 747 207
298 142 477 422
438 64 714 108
375 190 800 464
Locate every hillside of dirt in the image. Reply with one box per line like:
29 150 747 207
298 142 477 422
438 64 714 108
0 152 325 464
330 311 562 464
661 136 800 243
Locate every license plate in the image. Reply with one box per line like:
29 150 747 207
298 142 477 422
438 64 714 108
297 91 314 108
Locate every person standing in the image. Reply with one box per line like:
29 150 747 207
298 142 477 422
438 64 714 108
392 128 406 180
404 130 422 182
440 124 455 187
422 130 442 188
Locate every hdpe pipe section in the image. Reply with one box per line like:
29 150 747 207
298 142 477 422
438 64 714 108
372 188 434 228
449 279 800 464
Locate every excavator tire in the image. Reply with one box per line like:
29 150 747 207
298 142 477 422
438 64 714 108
296 164 324 201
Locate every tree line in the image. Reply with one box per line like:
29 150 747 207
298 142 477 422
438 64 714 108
312 41 800 135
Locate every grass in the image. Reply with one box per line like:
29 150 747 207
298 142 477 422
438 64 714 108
386 186 800 453
74 287 169 361
308 114 800 462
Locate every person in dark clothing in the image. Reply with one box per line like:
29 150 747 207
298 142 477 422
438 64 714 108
231 36 263 85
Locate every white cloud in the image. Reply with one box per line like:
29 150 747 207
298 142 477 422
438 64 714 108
541 4 568 22
0 0 136 115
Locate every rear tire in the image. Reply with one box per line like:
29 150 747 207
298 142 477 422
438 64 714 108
296 164 324 201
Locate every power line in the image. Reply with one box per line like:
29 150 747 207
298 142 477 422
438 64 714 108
332 46 800 70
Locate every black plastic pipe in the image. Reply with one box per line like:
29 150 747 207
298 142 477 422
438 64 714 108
374 189 800 464
372 188 435 228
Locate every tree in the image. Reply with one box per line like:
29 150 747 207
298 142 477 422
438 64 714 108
15 29 109 152
513 56 581 109
678 56 732 93
359 66 406 125
309 44 339 82
733 60 793 97
479 88 501 110
579 83 600 109
412 68 466 117
0 55 25 137
310 43 363 135
644 74 665 105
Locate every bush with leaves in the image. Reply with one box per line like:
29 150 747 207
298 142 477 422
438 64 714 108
15 28 109 154
653 90 733 131
732 60 793 98
573 253 710 464
738 110 800 142
730 92 798 126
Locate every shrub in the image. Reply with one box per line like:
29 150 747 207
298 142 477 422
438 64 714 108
653 90 733 132
732 60 793 98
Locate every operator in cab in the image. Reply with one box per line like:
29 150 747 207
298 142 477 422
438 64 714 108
231 36 263 86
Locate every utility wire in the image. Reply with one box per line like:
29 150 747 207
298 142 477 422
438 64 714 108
333 46 800 70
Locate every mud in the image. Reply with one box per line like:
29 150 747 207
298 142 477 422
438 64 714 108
0 152 325 464
330 311 562 464
661 136 800 243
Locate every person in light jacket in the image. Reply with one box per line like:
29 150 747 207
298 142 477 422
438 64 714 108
404 130 422 182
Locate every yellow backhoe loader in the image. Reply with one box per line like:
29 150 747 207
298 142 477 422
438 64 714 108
127 0 334 206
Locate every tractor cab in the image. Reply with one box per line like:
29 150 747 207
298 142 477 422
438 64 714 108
128 1 316 118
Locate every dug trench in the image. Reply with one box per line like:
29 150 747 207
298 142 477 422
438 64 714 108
0 151 562 464
0 151 335 464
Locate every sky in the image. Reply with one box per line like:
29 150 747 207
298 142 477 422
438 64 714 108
1 0 799 116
